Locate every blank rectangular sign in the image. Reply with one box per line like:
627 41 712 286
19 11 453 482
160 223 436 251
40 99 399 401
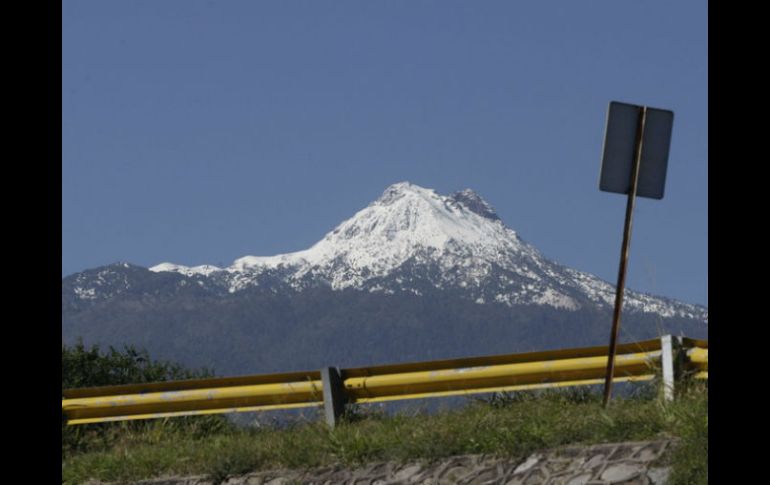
599 101 674 200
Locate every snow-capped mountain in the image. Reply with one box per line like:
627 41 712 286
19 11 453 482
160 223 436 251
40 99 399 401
147 182 706 321
63 182 707 374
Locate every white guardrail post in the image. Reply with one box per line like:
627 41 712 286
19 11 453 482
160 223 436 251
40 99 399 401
660 334 685 401
660 335 675 401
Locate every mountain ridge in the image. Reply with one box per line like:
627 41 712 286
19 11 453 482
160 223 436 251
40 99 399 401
142 182 705 321
62 182 706 376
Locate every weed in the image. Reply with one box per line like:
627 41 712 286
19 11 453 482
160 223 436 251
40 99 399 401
63 383 707 484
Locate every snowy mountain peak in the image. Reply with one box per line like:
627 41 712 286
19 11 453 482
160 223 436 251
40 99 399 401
375 181 429 205
375 182 501 221
146 182 707 322
223 182 523 287
449 189 501 221
335 181 513 246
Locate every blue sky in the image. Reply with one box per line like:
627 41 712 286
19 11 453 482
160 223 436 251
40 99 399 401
63 1 707 306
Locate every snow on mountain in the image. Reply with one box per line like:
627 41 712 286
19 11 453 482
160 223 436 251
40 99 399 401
68 262 137 301
150 263 223 277
147 182 706 321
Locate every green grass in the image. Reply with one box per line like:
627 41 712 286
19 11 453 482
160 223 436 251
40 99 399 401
62 381 707 485
666 385 708 484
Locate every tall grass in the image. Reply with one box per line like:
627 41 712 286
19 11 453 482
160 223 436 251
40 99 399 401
62 380 707 485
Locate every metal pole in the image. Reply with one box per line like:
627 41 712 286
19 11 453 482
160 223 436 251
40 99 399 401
602 106 647 408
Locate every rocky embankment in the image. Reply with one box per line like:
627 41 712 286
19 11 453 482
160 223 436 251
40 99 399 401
105 439 675 485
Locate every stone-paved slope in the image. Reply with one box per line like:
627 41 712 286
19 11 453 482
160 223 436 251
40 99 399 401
109 439 674 485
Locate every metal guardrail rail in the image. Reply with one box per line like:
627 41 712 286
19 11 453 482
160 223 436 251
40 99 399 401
62 335 707 427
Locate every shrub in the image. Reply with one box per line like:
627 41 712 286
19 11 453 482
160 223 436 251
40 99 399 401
62 340 232 456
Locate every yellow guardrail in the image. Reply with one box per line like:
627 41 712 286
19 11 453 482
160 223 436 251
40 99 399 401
688 347 708 365
686 346 708 380
345 351 659 403
62 335 707 427
63 370 323 426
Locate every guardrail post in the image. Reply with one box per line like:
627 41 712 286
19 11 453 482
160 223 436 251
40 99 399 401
321 367 346 428
660 335 684 401
660 335 675 401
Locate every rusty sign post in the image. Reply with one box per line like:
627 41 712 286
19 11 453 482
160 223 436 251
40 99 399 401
598 101 674 407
